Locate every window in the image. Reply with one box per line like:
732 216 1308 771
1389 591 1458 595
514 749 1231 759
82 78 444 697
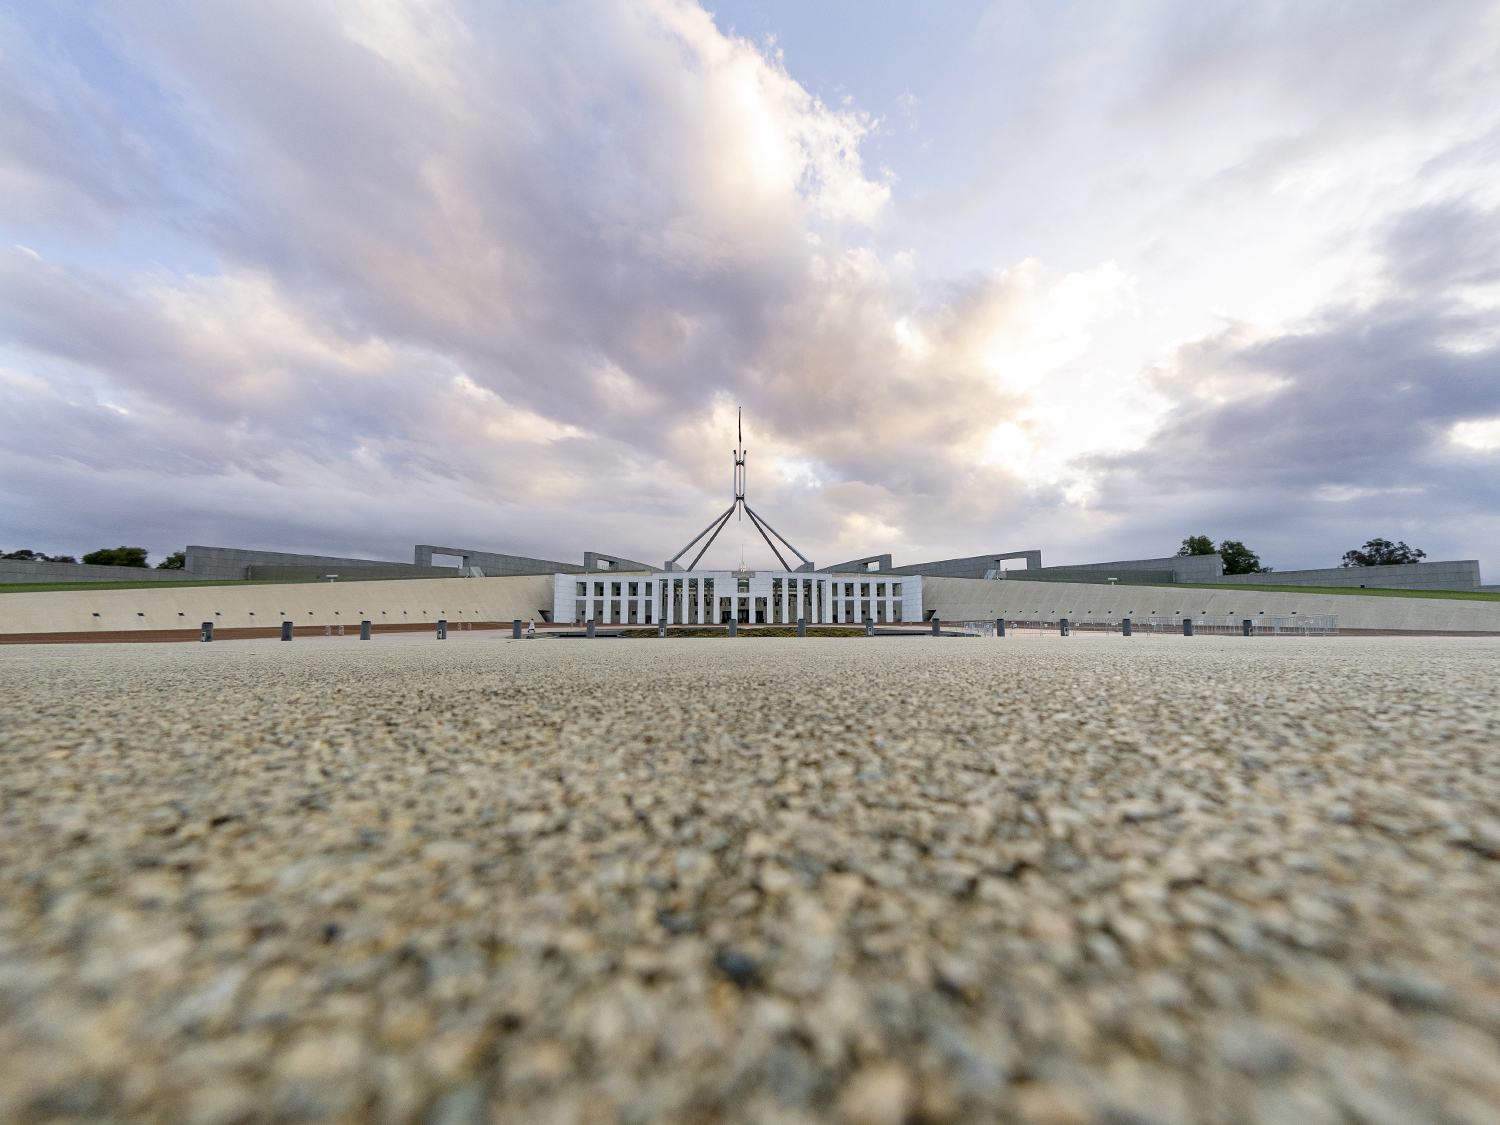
611 582 621 597
576 582 586 596
594 582 605 596
737 576 750 593
860 583 870 597
892 583 902 597
876 583 885 597
844 583 854 596
628 582 638 596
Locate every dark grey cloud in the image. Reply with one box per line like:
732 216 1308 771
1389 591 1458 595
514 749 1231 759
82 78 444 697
1086 198 1500 569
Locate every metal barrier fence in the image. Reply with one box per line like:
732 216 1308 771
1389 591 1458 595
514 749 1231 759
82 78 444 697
964 615 1338 637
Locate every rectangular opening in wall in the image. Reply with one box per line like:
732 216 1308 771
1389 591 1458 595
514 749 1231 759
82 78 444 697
846 599 855 622
575 581 586 596
431 554 464 569
719 596 732 623
877 601 886 623
754 596 766 623
861 599 870 621
892 583 901 597
892 600 902 622
628 600 638 624
611 599 621 622
575 599 585 621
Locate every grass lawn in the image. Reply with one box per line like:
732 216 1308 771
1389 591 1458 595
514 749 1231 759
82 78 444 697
1165 581 1500 601
0 577 353 594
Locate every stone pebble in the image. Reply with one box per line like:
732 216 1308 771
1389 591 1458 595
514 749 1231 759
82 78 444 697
0 633 1498 1124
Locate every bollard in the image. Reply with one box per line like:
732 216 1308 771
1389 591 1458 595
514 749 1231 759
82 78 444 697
360 620 371 640
586 619 595 639
865 618 874 636
931 617 941 636
325 625 331 636
338 624 344 635
1183 618 1194 637
200 621 213 642
996 618 1005 637
1122 618 1132 637
1060 618 1069 637
658 620 667 638
437 619 447 640
513 619 522 638
728 619 737 638
797 617 806 637
281 621 293 641
1243 619 1253 637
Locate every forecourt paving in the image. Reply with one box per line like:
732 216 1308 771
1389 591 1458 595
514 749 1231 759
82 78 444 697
2 634 1499 1124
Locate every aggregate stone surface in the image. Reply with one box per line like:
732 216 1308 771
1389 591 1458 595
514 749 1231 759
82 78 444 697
2 633 1500 1125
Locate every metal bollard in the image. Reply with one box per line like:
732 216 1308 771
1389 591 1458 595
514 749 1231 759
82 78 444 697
1060 618 1069 637
1122 618 1132 637
338 624 344 635
1243 619 1253 636
281 621 292 641
437 619 447 640
865 618 874 636
360 620 371 640
797 617 806 637
325 625 331 636
200 621 213 642
931 617 941 636
513 619 522 638
586 619 595 638
1183 618 1193 637
658 620 667 638
728 619 737 638
996 618 1005 637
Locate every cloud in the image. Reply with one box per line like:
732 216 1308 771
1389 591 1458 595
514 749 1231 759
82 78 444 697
1 1 1498 575
1086 197 1500 568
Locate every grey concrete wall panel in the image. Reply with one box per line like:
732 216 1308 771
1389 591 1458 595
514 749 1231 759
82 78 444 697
821 554 894 573
186 545 410 581
245 565 461 582
1201 560 1481 592
871 550 1043 578
415 544 583 575
1002 569 1178 585
0 560 205 584
582 552 656 573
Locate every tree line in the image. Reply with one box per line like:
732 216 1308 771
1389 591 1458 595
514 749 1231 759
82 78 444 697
1176 536 1428 572
2 547 186 569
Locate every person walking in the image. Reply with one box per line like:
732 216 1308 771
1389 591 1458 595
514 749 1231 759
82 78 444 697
527 617 536 637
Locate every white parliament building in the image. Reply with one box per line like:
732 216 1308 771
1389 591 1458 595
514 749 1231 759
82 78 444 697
552 570 921 626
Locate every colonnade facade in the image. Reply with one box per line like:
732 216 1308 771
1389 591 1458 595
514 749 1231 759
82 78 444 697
551 572 923 626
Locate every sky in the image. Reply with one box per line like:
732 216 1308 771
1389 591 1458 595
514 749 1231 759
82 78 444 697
3 0 1499 574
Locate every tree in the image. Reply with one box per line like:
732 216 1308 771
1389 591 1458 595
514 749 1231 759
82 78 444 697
1217 540 1271 575
82 546 149 568
157 551 187 570
1340 539 1426 567
1177 535 1215 557
2 549 77 562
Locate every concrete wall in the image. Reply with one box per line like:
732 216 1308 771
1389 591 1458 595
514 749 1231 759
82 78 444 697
0 575 555 635
1201 560 1481 592
880 550 1043 578
921 576 1500 633
246 565 459 582
415 544 583 575
184 545 417 581
0 560 202 584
